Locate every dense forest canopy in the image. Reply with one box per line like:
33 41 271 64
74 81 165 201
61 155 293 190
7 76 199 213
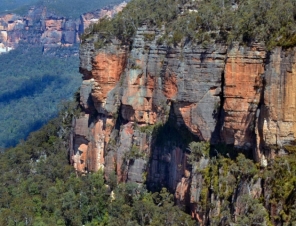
84 0 296 49
0 0 125 18
0 45 81 148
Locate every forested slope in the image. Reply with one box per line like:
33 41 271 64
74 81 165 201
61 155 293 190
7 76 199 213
0 46 81 148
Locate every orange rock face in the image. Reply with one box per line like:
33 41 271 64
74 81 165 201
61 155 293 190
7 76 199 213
175 102 202 138
72 114 90 173
73 46 128 173
72 115 115 173
44 19 63 31
175 177 190 204
163 72 178 99
91 49 127 113
0 14 24 51
222 44 266 147
260 47 296 150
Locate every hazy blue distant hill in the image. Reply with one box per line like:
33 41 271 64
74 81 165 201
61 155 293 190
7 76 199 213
0 0 125 18
0 0 39 13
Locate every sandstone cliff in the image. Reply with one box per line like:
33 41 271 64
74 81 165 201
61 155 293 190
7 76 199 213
0 2 127 54
72 23 296 224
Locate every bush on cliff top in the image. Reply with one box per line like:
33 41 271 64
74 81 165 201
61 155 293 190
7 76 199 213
84 0 296 49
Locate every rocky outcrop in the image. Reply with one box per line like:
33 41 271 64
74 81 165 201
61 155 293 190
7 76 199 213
80 2 127 32
73 21 296 225
0 3 126 54
91 48 127 114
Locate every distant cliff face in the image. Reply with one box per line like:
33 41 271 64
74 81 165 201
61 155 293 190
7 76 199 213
0 2 127 53
72 23 296 224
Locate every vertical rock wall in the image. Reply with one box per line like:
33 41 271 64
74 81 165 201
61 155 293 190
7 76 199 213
222 43 266 148
258 47 296 157
74 24 296 225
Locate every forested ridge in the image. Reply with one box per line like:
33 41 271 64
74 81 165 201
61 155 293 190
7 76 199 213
84 0 296 49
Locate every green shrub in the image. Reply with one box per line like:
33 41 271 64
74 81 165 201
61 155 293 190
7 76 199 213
187 141 210 165
124 144 145 160
284 145 296 154
143 33 156 41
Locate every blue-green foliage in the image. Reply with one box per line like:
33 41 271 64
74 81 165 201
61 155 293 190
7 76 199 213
0 45 81 148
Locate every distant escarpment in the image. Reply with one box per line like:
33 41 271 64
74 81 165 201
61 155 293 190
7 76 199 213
72 0 296 225
0 2 126 54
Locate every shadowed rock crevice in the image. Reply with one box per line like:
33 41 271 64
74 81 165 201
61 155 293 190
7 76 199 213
211 69 226 144
147 103 198 193
254 52 269 163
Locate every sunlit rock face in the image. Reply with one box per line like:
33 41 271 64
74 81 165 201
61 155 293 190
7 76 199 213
257 47 296 158
222 44 266 148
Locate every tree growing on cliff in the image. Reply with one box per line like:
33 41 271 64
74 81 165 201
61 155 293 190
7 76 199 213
187 141 210 165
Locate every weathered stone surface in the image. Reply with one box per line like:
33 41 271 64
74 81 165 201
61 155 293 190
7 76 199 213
80 79 94 112
119 26 227 143
72 114 90 173
127 159 146 183
222 43 266 148
91 46 127 114
120 26 167 124
260 47 296 148
73 9 296 225
72 113 116 173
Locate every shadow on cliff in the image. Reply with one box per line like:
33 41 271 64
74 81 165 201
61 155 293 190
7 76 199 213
147 103 199 193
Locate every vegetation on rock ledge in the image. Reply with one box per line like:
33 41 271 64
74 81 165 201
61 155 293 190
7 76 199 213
83 0 296 49
186 141 296 225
